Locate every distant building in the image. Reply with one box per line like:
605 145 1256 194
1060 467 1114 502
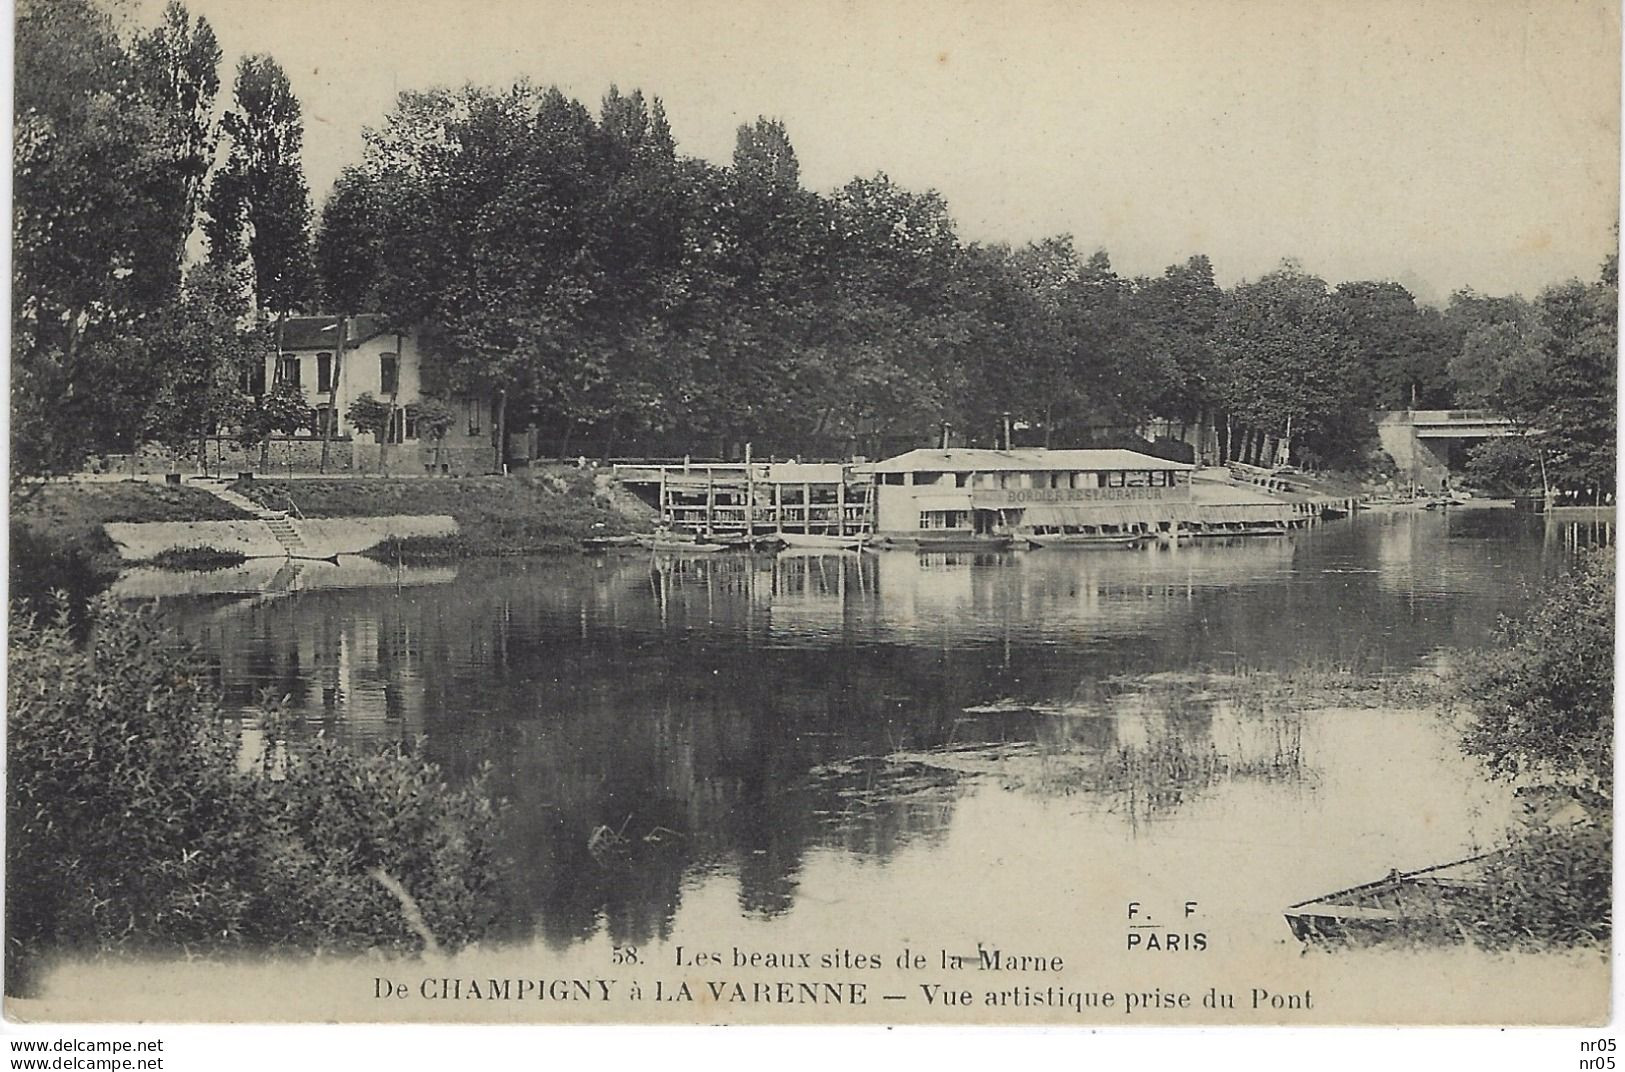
870 448 1195 537
269 316 497 473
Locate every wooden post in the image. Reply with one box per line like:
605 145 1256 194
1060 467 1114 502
836 474 846 537
706 466 716 538
744 443 753 537
773 480 782 532
659 467 668 528
803 481 812 533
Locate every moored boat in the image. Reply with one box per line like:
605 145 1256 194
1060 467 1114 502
1020 531 1151 549
870 533 1015 552
635 532 728 553
1284 853 1497 944
582 534 643 550
776 532 868 550
1190 523 1289 538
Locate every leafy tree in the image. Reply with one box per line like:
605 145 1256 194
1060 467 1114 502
205 54 315 314
1333 280 1456 409
240 378 312 470
411 397 456 471
142 264 264 472
1462 437 1543 496
131 1 221 268
1212 263 1367 466
1530 278 1616 498
315 167 385 313
345 392 394 443
13 0 204 474
1446 272 1617 500
1130 254 1223 426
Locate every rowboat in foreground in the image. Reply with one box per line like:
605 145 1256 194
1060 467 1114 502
1284 853 1496 944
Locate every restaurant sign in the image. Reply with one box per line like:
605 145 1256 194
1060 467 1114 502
971 486 1171 507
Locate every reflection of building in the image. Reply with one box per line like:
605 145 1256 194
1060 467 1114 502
871 448 1194 538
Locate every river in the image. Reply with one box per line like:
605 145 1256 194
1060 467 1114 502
75 507 1608 1023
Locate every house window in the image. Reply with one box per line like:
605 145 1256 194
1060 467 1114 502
1126 470 1149 487
243 362 266 396
1107 471 1125 488
919 510 969 530
318 404 344 438
1150 470 1167 487
316 353 333 394
380 353 399 396
277 356 300 386
387 408 416 443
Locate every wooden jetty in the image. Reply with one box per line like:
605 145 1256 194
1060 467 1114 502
614 458 874 539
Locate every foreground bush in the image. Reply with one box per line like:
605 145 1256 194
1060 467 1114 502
1450 551 1613 949
6 599 502 995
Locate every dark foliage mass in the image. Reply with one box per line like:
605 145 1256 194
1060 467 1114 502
14 1 1615 488
1450 552 1613 948
6 600 502 995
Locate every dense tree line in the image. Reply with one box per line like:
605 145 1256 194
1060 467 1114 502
13 0 1616 493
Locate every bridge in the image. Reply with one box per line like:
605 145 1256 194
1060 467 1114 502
1375 410 1522 490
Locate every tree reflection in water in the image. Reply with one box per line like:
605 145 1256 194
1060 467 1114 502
155 511 1565 950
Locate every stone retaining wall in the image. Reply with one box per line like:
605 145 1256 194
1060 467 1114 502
103 515 459 561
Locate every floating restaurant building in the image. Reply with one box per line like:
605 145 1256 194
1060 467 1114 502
616 447 1322 543
871 448 1198 541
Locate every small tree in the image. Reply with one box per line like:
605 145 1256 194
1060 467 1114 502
345 392 395 474
412 396 455 473
142 264 262 475
345 392 392 443
240 378 312 471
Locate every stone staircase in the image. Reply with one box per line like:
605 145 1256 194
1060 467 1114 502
191 478 312 559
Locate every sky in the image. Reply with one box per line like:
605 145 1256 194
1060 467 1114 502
138 0 1621 302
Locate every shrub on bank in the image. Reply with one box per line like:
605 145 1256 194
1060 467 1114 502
1449 551 1613 949
147 546 249 571
6 599 503 996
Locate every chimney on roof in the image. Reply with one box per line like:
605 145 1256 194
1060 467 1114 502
940 421 952 450
1001 412 1013 451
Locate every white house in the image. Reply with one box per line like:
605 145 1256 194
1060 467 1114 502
270 315 496 472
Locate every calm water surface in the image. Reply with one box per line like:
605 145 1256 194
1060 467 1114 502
142 509 1598 968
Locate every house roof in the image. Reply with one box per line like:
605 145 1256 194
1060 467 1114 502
871 448 1194 474
278 314 395 351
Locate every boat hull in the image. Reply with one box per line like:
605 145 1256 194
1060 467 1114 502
1021 532 1151 549
776 532 868 550
1284 853 1497 945
871 533 1014 552
634 534 729 553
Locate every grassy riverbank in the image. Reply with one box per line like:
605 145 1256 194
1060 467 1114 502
228 469 642 560
11 482 258 615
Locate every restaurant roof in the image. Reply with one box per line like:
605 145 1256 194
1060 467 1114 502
870 448 1194 474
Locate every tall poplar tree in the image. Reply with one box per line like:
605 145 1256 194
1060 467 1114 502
204 54 314 315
